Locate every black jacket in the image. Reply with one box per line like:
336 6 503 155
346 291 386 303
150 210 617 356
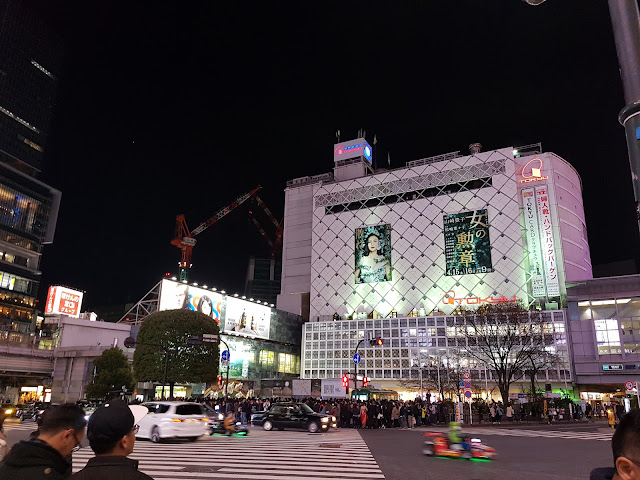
71 456 153 480
589 467 616 480
0 439 71 480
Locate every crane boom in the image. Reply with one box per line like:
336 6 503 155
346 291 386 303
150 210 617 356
171 186 262 281
191 186 262 236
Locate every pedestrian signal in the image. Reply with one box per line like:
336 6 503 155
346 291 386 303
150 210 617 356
217 375 223 386
362 376 368 387
342 374 349 388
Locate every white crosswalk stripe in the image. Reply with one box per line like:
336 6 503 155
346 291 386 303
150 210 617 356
2 419 39 432
429 426 613 442
72 429 384 479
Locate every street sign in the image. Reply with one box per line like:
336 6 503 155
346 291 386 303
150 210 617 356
203 334 219 342
459 381 465 387
464 382 471 389
463 371 470 380
221 350 230 361
221 360 229 367
464 391 472 398
353 353 361 364
626 381 635 390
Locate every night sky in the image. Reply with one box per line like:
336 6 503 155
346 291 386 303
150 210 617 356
31 1 636 310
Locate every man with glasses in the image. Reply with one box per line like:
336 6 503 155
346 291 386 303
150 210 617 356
0 403 86 479
71 400 152 479
591 409 640 480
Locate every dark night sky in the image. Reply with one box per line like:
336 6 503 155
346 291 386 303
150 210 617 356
30 1 637 310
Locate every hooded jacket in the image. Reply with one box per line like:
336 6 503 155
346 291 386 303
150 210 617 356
0 438 71 479
589 467 617 480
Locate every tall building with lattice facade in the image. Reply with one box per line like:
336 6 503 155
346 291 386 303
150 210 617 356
0 0 62 343
277 140 591 397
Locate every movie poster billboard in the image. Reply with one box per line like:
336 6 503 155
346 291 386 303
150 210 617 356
522 189 546 298
158 279 224 323
443 209 493 276
355 224 392 284
225 337 254 378
535 187 560 297
223 297 271 340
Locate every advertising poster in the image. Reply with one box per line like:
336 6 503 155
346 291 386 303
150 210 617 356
44 286 83 318
225 338 254 378
522 189 546 297
321 379 346 398
355 224 392 284
443 209 493 276
534 187 560 297
292 379 312 397
223 297 271 340
158 279 224 323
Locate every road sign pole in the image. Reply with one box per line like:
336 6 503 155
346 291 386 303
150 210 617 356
219 339 230 404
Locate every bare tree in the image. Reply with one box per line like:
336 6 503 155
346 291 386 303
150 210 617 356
458 303 557 403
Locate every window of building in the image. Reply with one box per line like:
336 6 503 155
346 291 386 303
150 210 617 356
278 353 298 373
595 319 621 355
259 350 275 367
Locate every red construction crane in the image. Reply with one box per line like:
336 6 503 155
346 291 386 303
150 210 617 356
248 195 283 258
171 186 261 281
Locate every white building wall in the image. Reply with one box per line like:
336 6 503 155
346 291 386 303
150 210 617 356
309 148 529 319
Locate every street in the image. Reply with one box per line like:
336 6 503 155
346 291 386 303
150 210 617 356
2 418 616 479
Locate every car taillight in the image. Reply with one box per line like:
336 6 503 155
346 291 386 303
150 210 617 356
201 418 210 422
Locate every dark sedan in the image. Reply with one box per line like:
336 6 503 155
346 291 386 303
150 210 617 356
251 403 336 433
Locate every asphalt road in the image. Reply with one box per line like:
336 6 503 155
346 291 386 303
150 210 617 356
3 417 616 479
360 425 614 480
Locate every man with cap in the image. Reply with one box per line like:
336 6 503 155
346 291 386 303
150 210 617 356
71 400 152 480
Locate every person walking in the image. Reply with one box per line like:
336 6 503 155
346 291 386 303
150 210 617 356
0 403 86 480
360 403 368 429
489 404 496 424
506 404 514 422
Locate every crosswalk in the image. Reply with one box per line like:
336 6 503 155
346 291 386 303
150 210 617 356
71 429 385 479
428 426 614 442
2 419 39 433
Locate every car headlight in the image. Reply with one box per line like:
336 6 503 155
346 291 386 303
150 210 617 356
331 416 336 422
321 417 329 422
218 413 224 420
5 409 13 415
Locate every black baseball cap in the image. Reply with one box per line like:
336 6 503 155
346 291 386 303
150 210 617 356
87 400 136 443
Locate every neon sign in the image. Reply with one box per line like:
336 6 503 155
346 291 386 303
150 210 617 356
334 140 372 162
519 157 549 183
442 290 518 306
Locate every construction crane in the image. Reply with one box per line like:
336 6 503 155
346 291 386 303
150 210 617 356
171 186 261 281
248 195 284 258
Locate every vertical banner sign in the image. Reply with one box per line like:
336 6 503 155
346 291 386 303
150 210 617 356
522 189 546 298
444 209 493 276
535 187 560 296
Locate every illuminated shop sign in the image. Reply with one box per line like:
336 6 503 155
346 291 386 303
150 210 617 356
158 279 224 323
45 286 83 318
442 290 518 306
443 209 494 276
535 187 560 297
522 189 546 298
334 138 372 163
519 158 549 184
602 364 623 371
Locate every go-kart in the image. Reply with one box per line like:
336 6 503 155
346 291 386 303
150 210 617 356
423 432 496 460
209 413 249 437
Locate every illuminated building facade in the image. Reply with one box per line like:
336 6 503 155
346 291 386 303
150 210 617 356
278 141 591 397
0 1 63 344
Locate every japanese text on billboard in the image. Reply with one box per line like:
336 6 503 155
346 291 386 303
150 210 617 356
443 209 493 276
535 187 560 296
522 189 546 297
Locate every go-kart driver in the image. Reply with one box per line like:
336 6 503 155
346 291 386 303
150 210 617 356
224 411 236 436
448 422 471 452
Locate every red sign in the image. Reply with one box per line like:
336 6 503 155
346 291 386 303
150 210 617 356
45 286 84 318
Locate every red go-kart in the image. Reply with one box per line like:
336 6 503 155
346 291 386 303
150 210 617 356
423 432 496 460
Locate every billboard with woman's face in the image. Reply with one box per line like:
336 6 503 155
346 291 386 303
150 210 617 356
355 224 392 284
158 279 224 323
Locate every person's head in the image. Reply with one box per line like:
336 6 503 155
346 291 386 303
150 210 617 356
37 403 87 458
363 233 381 257
87 400 142 456
449 421 461 431
177 287 190 309
198 295 213 316
611 409 640 479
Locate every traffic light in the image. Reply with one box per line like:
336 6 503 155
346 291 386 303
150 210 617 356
342 374 349 388
362 376 368 387
369 338 383 346
217 375 223 386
